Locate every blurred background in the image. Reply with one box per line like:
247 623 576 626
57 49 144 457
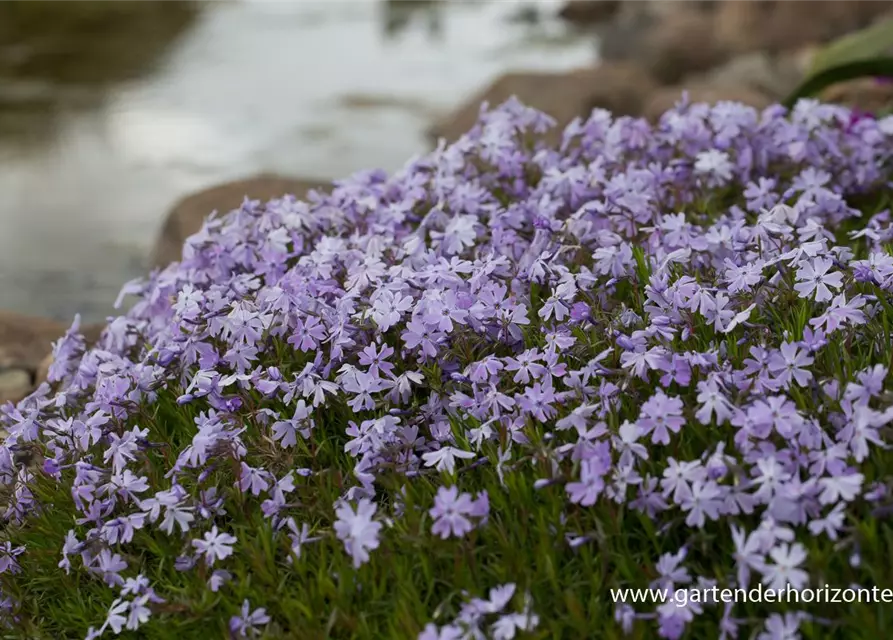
1 0 891 404
0 0 593 324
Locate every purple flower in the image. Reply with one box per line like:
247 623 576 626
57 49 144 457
768 343 814 388
371 290 413 332
731 525 764 588
358 342 396 378
271 400 313 448
237 463 272 497
1 94 892 640
422 446 476 475
192 526 237 566
748 396 802 439
285 519 321 562
679 480 725 528
758 613 805 640
659 354 692 388
652 547 690 591
638 391 685 445
694 149 733 185
429 486 476 539
794 257 843 303
569 301 591 323
418 623 463 640
101 599 129 635
126 595 152 631
743 177 778 212
566 443 611 506
844 364 887 405
759 542 809 590
208 570 232 592
334 498 382 569
0 543 25 575
229 600 271 638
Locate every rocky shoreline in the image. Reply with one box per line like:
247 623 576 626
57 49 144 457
433 0 893 142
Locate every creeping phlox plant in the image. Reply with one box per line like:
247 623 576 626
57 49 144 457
2 97 893 640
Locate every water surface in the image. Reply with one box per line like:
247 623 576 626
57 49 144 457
0 0 595 323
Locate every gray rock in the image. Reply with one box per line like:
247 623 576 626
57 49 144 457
701 52 804 101
428 62 658 146
636 10 729 85
715 0 893 56
151 175 330 269
557 1 620 26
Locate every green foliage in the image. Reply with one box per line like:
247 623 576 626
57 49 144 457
4 266 893 638
784 58 893 109
784 18 893 109
809 18 893 76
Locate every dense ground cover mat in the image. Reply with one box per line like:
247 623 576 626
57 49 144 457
2 98 893 639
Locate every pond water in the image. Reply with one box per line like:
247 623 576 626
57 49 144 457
0 0 596 324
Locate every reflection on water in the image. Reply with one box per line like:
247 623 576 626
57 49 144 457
0 1 199 145
0 0 594 323
381 0 445 40
0 2 197 82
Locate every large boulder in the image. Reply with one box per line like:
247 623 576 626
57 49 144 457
713 1 776 55
644 0 718 19
700 51 806 101
427 63 658 146
597 12 654 63
557 1 620 26
636 10 728 84
715 0 893 55
604 0 715 26
762 1 852 53
597 2 706 62
151 176 329 269
643 84 773 123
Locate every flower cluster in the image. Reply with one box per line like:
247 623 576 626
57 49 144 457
1 96 893 638
429 485 489 539
419 583 539 640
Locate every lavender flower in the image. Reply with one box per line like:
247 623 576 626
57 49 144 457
334 499 382 569
229 600 270 638
2 95 893 639
429 486 488 539
192 526 237 566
